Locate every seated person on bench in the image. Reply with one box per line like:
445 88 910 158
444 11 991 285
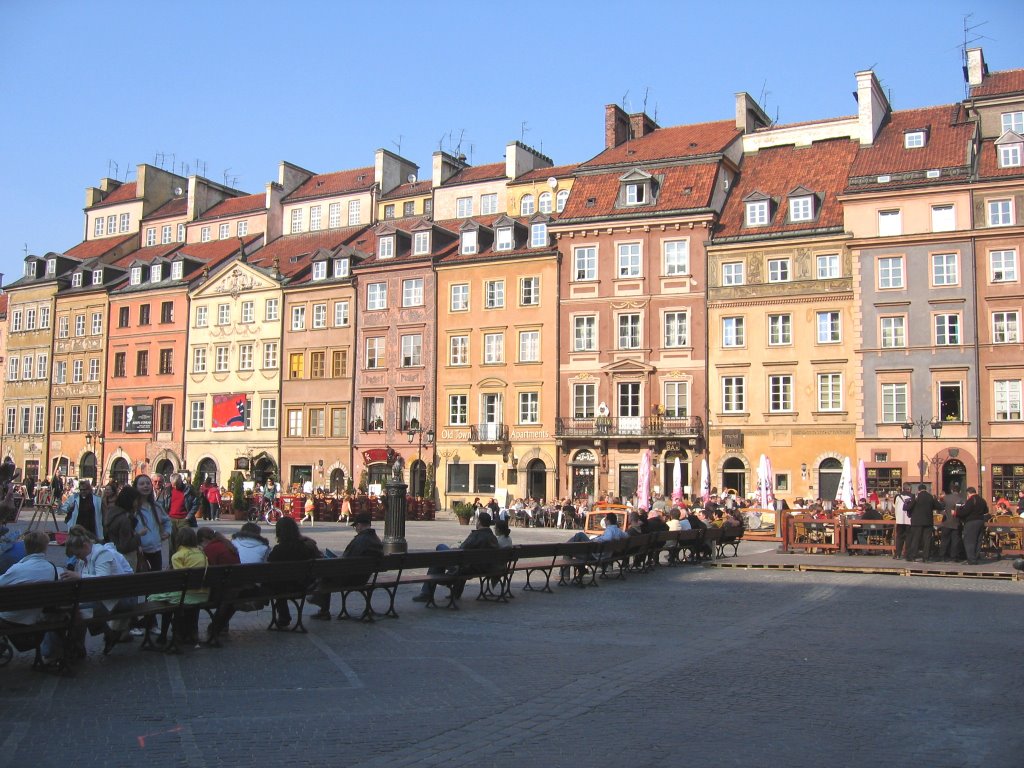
0 531 63 660
413 511 499 603
310 511 383 620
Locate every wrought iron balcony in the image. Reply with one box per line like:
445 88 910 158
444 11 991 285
469 423 510 444
555 415 703 439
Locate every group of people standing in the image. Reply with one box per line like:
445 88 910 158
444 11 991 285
894 483 990 565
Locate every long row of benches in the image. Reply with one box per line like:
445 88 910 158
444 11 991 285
0 526 741 672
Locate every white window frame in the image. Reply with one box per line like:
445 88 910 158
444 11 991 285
263 342 279 369
400 334 422 367
461 231 478 255
195 306 208 327
449 335 469 366
789 196 813 222
200 226 211 242
218 223 230 240
402 278 424 307
309 205 322 231
768 314 791 346
987 199 1013 227
999 143 1022 168
931 253 959 286
518 330 540 362
817 373 843 412
538 192 553 214
192 347 207 373
290 208 304 234
991 250 1018 282
1001 111 1024 135
881 383 908 423
334 301 350 327
378 236 394 259
311 261 327 281
347 200 360 226
934 313 961 346
520 276 539 306
722 262 744 286
574 315 596 352
367 283 387 311
663 240 689 275
904 131 925 148
745 200 769 226
768 258 790 283
878 209 902 237
456 197 472 218
449 395 468 426
722 376 746 413
520 194 535 215
413 231 430 255
483 332 504 364
485 280 505 309
265 299 280 322
664 311 688 348
816 311 841 344
480 193 498 215
880 316 907 348
530 222 547 248
994 379 1022 421
574 246 597 281
217 303 230 326
450 284 469 311
617 313 641 350
722 316 745 348
291 306 306 331
312 303 326 329
931 204 956 232
993 311 1020 344
878 256 905 289
518 392 540 424
769 374 794 412
617 243 641 278
329 202 341 228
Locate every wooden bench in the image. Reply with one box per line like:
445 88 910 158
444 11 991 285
716 525 744 558
369 549 479 613
0 579 80 672
308 556 391 622
510 543 567 593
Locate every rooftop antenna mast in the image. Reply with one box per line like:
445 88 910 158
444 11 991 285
107 160 119 179
392 134 403 155
641 86 650 114
520 121 529 142
960 13 993 98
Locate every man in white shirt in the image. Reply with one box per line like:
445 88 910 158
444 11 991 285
0 531 63 658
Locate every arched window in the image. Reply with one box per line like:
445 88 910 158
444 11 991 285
79 452 97 483
538 192 552 213
520 194 535 215
110 457 130 487
556 189 569 213
197 458 218 486
330 468 346 494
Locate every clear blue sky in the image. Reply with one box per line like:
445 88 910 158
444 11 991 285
2 0 1021 285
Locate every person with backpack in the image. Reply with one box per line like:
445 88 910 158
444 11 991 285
205 482 223 522
104 485 142 571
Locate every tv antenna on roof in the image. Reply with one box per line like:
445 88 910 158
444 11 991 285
521 121 529 142
960 14 993 97
641 86 650 114
392 134 403 155
107 160 119 179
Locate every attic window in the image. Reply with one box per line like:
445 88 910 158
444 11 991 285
92 269 103 285
904 131 926 149
378 235 395 259
357 174 367 182
625 183 645 204
745 200 770 227
586 197 597 207
333 257 349 278
171 261 183 280
130 267 142 286
496 226 513 252
312 261 327 281
998 140 1022 169
789 196 814 222
619 172 655 208
72 273 82 287
413 231 430 255
151 264 162 283
290 256 301 264
25 261 36 278
46 258 56 276
461 230 478 255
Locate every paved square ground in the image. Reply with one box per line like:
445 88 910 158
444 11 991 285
1 520 1021 768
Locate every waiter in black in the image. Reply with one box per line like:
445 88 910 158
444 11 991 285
904 484 941 562
958 487 989 565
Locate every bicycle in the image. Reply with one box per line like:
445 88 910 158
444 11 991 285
247 497 282 523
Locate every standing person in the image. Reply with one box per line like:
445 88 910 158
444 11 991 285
166 473 199 550
60 479 104 540
904 484 942 562
301 494 315 526
959 487 990 566
205 482 222 522
104 486 142 572
51 469 65 503
337 492 352 523
938 483 965 562
133 474 171 572
893 484 914 559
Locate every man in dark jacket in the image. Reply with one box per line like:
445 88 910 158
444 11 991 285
937 484 965 562
958 487 989 565
311 512 383 620
904 484 942 562
413 511 499 602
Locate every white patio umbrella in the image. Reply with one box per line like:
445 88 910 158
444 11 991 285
672 456 683 503
700 458 711 502
637 449 652 511
836 456 855 509
857 458 867 502
756 454 776 509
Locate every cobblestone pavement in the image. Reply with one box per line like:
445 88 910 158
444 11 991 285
2 520 1022 768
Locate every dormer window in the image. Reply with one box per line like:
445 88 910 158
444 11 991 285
171 261 183 280
312 261 327 281
788 190 815 222
46 258 56 276
25 261 36 278
617 170 655 208
92 269 103 285
556 189 569 213
530 222 547 248
745 199 770 226
333 257 349 278
626 183 645 205
496 227 513 251
150 264 162 283
461 230 478 255
378 236 395 259
904 130 927 149
997 131 1023 169
72 273 82 287
413 231 430 255
130 267 142 285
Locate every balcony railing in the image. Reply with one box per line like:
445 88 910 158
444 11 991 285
555 415 703 439
469 423 510 443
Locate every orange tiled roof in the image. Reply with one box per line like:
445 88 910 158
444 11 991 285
971 69 1024 98
847 105 973 186
379 180 432 200
977 138 1024 180
248 228 368 278
510 163 580 184
115 243 182 267
199 193 265 220
285 167 375 201
179 235 262 263
443 162 506 186
559 164 718 221
145 198 188 220
715 139 859 239
580 120 741 168
89 182 137 208
64 233 136 260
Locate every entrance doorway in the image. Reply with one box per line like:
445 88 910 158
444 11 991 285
409 460 426 497
527 459 547 502
662 453 689 499
197 458 218 486
618 464 639 502
569 449 597 501
941 458 967 494
818 458 843 502
79 452 97 483
110 458 130 487
154 458 175 479
330 469 345 493
722 457 746 497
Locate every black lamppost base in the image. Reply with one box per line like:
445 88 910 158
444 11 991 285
383 479 408 555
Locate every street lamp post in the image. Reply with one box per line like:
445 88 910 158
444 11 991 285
901 415 943 486
406 426 434 497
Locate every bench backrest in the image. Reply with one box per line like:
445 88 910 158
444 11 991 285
76 569 192 604
0 579 81 612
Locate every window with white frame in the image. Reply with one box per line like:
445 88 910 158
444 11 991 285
664 311 688 348
287 409 303 437
530 222 547 248
158 225 171 244
769 375 794 412
26 308 36 330
617 314 641 349
238 221 248 236
934 313 961 345
106 215 116 234
816 311 841 343
904 131 926 148
403 202 414 217
90 312 102 335
215 346 229 372
263 342 278 369
413 231 430 255
312 303 326 329
311 261 327 280
480 193 498 215
617 243 641 277
401 334 422 367
817 254 840 279
485 280 504 309
239 343 254 370
663 381 689 418
574 315 596 351
556 189 569 213
496 226 513 251
367 283 387 310
573 382 595 419
519 392 540 424
347 200 360 226
519 331 540 362
192 347 207 373
11 309 22 332
999 143 1022 168
663 240 689 275
45 258 55 276
722 262 744 286
176 223 185 241
265 299 279 321
35 354 47 379
217 223 229 240
449 335 469 366
214 303 228 326
449 394 468 426
53 406 64 432
333 258 348 278
365 337 383 369
880 316 907 348
932 253 959 286
745 200 769 226
378 236 394 259
119 213 130 233
768 258 790 282
994 379 1022 421
618 382 640 417
290 208 303 234
484 333 504 364
520 276 539 306
309 205 322 231
130 267 142 285
93 218 104 237
881 383 908 423
68 406 80 432
261 398 277 429
75 315 85 336
68 272 81 289
878 209 902 236
328 202 341 228
817 373 843 411
993 311 1020 344
538 192 553 214
931 204 956 232
238 301 253 324
574 246 596 281
988 199 1013 227
57 315 67 338
195 306 208 327
39 306 49 328
151 264 162 283
456 197 472 218
200 226 211 242
722 377 745 413
461 231 477 255
789 196 813 222
22 355 32 381
768 314 791 346
520 194 535 215
88 358 98 381
878 256 905 289
334 301 349 327
363 398 385 431
1002 111 1024 134
722 316 745 347
171 260 183 280
450 283 469 311
402 278 423 307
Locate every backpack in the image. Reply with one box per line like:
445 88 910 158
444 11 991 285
105 509 142 555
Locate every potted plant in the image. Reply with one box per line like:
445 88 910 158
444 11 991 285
452 501 475 525
231 472 246 512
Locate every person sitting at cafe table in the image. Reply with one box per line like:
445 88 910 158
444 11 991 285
855 500 884 545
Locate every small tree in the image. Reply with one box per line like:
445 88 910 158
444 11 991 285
358 468 368 493
231 472 246 511
423 463 435 501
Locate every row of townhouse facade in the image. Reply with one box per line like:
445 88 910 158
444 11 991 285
2 47 1022 505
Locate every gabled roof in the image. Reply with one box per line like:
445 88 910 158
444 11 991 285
558 164 718 222
284 167 375 202
442 162 506 186
145 197 188 220
199 193 265 220
970 68 1024 98
379 180 432 200
177 235 264 264
580 120 741 168
88 182 137 208
64 233 137 260
977 137 1024 180
119 243 182 268
433 214 557 266
846 104 973 190
248 227 369 280
716 139 858 239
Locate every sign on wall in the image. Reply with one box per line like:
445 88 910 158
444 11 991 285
124 405 153 434
212 393 248 431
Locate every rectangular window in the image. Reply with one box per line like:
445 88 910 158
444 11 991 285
484 333 504 364
263 342 278 369
518 331 540 362
450 335 469 366
347 200 360 226
881 383 908 423
530 222 547 248
663 381 688 418
119 213 130 233
769 375 794 412
217 303 230 325
450 283 469 311
993 311 1020 344
329 202 341 228
931 253 959 286
291 306 306 331
331 350 347 378
401 334 422 367
85 404 96 432
789 196 813 221
56 315 67 338
617 314 640 349
461 231 478 255
722 316 745 347
625 183 645 205
241 301 254 324
768 258 790 283
663 240 689 275
573 316 596 351
722 377 745 413
265 299 279 321
11 310 22 333
904 131 926 148
485 280 505 309
159 403 174 432
365 338 383 369
218 223 230 240
991 250 1018 282
139 305 152 326
201 227 211 242
53 406 65 433
237 221 248 237
160 301 173 323
287 409 303 437
1000 144 1022 168
618 382 640 417
480 193 497 214
880 316 907 348
330 407 346 437
378 236 394 259
520 276 539 306
312 303 326 329
195 306 208 327
878 209 902 236
574 246 596 281
931 204 955 232
402 278 423 307
36 405 48 434
817 254 840 279
160 348 174 374
214 346 229 372
190 401 205 430
334 301 350 327
309 205 322 231
308 408 325 437
398 396 421 431
1002 111 1024 134
818 373 843 412
746 200 769 226
26 308 36 330
39 306 50 329
87 358 98 381
816 311 841 343
413 231 430 255
75 314 86 336
367 283 387 310
496 226 514 251
364 398 385 431
112 352 126 378
988 199 1013 227
878 256 905 289
664 312 688 348
51 361 64 384
934 313 961 345
768 314 791 346
518 393 539 424
176 224 185 242
722 262 744 285
311 261 327 281
4 408 13 435
617 243 641 277
456 197 472 217
994 380 1022 421
449 395 468 426
573 383 595 419
192 347 207 373
938 382 963 422
94 217 104 237
72 360 83 383
261 399 277 429
290 208 303 234
289 353 304 380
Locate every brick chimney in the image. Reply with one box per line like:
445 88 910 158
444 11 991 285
629 112 659 140
605 104 631 149
965 47 987 87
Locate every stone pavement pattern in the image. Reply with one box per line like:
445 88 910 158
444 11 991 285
1 521 1022 768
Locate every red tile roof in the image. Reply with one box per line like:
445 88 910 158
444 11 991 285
179 235 263 263
715 139 859 239
443 162 506 186
0 294 9 316
115 243 182 267
145 198 188 220
559 164 719 221
285 167 375 201
64 234 137 260
977 138 1024 180
379 180 432 200
581 120 741 168
199 193 266 220
971 69 1024 98
89 182 137 208
248 228 368 278
510 163 580 184
846 105 973 186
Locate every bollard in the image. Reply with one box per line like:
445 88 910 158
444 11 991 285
383 479 408 555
